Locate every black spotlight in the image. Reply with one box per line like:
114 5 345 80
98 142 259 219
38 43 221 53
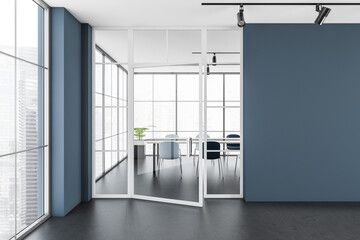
237 5 245 27
207 65 210 75
212 53 217 66
315 4 331 25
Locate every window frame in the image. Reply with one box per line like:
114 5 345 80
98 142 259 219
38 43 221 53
0 0 51 239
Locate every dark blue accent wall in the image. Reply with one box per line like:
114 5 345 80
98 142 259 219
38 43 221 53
244 24 360 201
51 8 92 216
81 24 92 202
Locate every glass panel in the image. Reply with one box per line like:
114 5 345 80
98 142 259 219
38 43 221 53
111 108 117 136
177 74 199 101
104 96 112 107
95 64 103 94
112 65 118 99
111 136 117 152
207 74 223 101
95 108 103 141
112 152 118 167
95 50 102 63
225 108 240 132
0 55 15 155
154 102 175 131
178 102 199 131
105 152 112 171
95 31 128 65
95 152 103 178
104 108 112 137
134 30 167 63
134 102 152 132
16 60 39 152
168 30 201 63
0 0 15 56
94 33 128 195
154 74 175 101
95 140 102 151
104 58 112 97
122 71 128 101
0 154 15 240
205 31 241 196
205 132 223 138
16 148 43 233
134 74 152 101
207 30 241 63
207 108 223 132
225 74 240 101
95 93 102 107
104 137 112 151
17 0 43 65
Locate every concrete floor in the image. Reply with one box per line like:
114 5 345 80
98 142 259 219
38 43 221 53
96 155 240 200
25 199 360 240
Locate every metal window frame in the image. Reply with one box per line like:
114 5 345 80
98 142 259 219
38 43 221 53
0 0 52 239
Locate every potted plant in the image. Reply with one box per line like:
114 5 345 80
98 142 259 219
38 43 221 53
134 126 154 159
134 127 149 141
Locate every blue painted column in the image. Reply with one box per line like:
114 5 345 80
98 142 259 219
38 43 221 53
51 7 82 217
81 24 92 202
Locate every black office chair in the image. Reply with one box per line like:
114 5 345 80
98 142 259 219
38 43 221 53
226 134 240 173
196 141 223 178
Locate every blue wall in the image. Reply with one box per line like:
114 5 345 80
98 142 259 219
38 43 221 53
51 8 92 216
244 24 360 201
81 24 92 202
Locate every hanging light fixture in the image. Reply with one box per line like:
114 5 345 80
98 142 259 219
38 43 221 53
315 4 331 25
212 53 217 66
237 5 245 27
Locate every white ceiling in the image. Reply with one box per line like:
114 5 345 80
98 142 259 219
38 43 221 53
45 0 360 27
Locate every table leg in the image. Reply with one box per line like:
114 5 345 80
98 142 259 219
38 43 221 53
153 143 156 175
157 143 160 167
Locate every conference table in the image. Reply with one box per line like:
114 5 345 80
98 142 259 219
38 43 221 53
144 137 241 175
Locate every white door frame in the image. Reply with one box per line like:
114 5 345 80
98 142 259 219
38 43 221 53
131 61 204 208
91 27 243 204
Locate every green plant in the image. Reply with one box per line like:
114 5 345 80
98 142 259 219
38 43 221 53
134 127 148 140
134 125 155 140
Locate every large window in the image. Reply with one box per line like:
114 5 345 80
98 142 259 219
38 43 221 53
95 46 128 180
0 0 49 239
134 72 240 153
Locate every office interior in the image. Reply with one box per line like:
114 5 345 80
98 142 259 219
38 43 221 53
2 1 360 240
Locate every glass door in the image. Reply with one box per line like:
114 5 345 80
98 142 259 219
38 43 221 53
132 63 204 207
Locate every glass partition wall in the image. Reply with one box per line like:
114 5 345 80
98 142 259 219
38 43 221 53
94 30 128 196
92 28 242 205
0 0 50 239
203 30 242 198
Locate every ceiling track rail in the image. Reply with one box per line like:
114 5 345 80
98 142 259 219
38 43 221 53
202 3 360 6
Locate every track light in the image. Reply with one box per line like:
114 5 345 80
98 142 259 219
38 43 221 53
314 4 331 25
237 5 245 27
212 53 217 66
207 65 210 75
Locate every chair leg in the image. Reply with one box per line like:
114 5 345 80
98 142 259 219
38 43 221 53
196 156 200 177
219 158 224 179
157 158 161 169
217 159 221 176
235 155 239 173
157 158 161 177
179 157 183 178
